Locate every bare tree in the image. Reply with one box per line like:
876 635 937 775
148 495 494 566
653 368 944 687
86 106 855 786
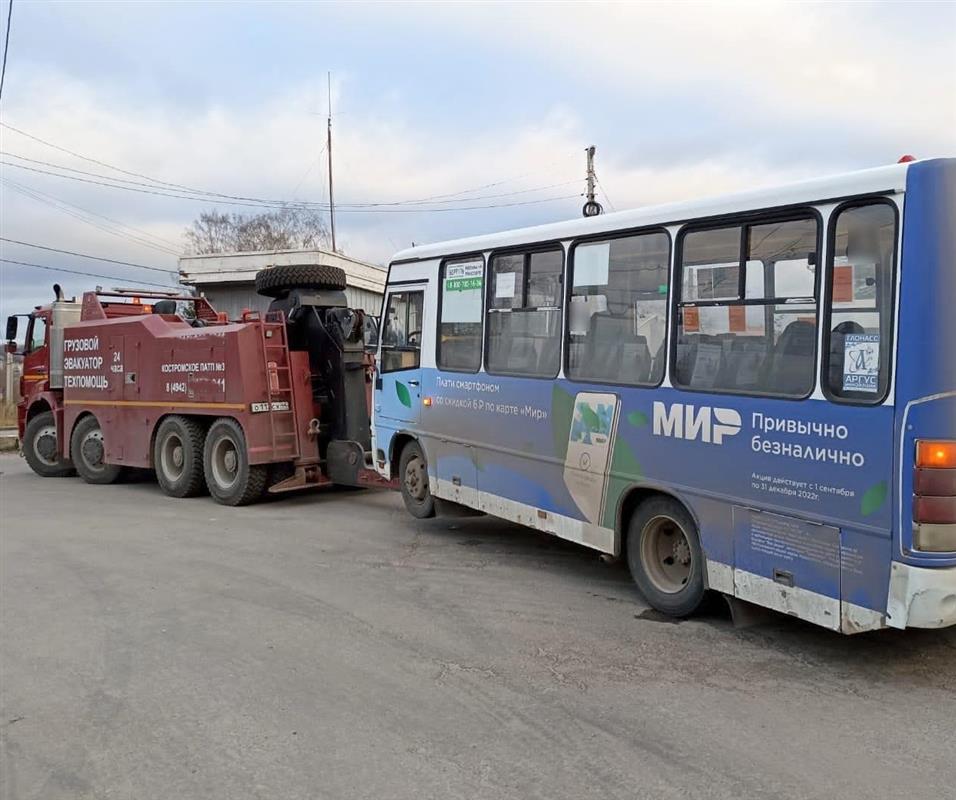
184 206 331 254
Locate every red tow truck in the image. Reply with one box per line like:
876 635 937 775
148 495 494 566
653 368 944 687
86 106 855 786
6 264 391 504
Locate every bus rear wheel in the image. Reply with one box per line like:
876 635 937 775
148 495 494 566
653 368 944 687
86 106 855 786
71 415 123 485
626 497 706 617
23 410 74 478
154 415 207 498
398 440 435 519
203 418 267 506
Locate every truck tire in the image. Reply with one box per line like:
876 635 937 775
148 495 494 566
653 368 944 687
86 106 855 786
70 415 124 485
203 418 268 506
398 440 435 519
22 410 75 478
154 415 207 498
255 263 347 297
626 497 706 618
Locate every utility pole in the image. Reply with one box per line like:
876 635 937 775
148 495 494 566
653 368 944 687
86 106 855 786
582 145 603 218
326 71 337 253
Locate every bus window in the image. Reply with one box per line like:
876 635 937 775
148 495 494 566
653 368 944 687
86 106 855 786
486 248 563 378
381 290 424 372
438 256 484 372
674 217 818 396
824 202 896 402
568 231 670 385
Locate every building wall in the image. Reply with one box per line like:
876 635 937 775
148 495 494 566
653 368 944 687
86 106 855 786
201 284 383 320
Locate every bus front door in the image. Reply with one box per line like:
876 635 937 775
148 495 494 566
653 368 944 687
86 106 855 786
376 286 426 426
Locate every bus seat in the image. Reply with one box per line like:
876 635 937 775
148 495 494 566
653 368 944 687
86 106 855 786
536 335 560 376
828 320 865 390
716 337 767 390
620 335 651 383
509 336 539 373
766 320 815 395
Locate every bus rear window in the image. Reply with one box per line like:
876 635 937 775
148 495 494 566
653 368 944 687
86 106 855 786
824 202 897 403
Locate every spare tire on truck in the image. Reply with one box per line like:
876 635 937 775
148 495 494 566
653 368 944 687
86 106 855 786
255 263 347 297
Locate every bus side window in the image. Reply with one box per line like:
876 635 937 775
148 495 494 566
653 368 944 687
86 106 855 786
568 231 670 386
673 217 818 398
438 256 484 372
486 248 563 378
824 202 897 402
381 291 424 373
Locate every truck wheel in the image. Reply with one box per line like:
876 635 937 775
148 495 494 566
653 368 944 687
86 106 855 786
154 416 207 498
626 497 706 617
23 411 74 478
70 415 123 485
398 440 435 519
254 263 347 297
203 418 267 506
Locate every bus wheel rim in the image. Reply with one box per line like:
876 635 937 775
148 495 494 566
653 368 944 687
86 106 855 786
404 456 427 501
160 432 185 481
33 425 59 466
640 514 693 594
211 435 240 490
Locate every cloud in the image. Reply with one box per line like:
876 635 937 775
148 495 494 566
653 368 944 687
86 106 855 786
1 1 953 322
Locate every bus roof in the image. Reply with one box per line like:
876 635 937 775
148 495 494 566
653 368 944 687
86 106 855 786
390 159 927 264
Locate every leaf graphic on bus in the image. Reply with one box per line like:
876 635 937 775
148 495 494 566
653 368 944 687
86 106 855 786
600 440 644 528
395 381 412 408
627 410 649 427
580 403 601 432
861 481 888 516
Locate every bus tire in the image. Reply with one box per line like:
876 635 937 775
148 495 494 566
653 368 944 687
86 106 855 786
203 418 267 506
398 440 435 519
70 415 123 485
626 497 706 617
23 410 74 478
154 415 207 498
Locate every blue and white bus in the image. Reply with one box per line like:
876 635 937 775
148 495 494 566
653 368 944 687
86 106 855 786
372 157 955 634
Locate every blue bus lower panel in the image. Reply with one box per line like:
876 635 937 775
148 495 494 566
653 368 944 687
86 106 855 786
375 370 913 631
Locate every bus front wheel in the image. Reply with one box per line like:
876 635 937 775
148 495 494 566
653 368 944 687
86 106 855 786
399 441 435 519
626 497 706 617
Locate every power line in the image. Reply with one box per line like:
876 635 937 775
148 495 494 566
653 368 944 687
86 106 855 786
596 177 615 212
1 160 582 212
0 237 176 274
2 150 581 208
1 122 581 208
0 0 11 104
0 177 182 255
1 257 178 289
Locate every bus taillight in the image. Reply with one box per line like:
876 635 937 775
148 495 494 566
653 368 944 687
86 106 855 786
913 440 956 550
916 440 956 469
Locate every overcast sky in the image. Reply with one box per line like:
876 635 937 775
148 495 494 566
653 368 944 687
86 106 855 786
1 0 954 320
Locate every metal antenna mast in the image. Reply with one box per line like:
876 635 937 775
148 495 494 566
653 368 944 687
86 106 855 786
327 72 337 252
582 145 603 218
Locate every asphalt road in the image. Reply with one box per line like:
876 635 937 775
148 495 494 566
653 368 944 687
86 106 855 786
1 453 954 800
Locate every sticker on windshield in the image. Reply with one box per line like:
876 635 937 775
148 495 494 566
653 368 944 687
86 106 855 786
842 333 879 392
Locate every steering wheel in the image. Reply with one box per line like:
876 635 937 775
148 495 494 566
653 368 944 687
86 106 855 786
407 330 421 345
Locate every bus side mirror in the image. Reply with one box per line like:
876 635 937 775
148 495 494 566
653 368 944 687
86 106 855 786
5 315 17 342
